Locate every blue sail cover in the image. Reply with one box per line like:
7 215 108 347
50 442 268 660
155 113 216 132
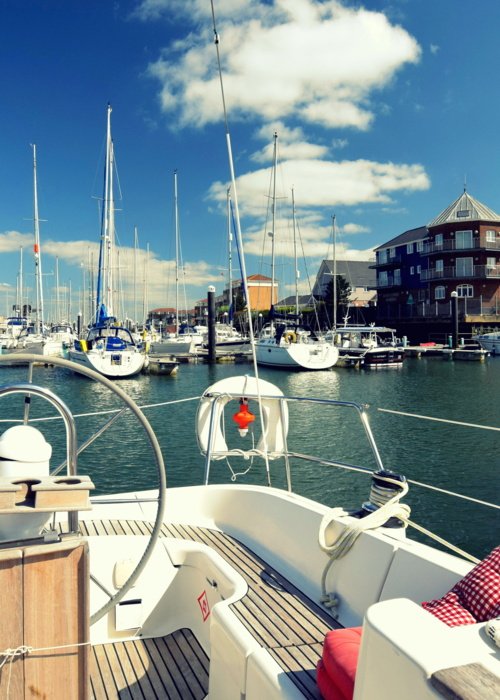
96 303 115 326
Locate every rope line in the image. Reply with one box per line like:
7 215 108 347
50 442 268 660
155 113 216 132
378 407 500 432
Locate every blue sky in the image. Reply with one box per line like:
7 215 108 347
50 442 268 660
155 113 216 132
2 0 500 321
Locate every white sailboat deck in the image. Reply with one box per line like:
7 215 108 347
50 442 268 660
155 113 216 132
77 518 338 699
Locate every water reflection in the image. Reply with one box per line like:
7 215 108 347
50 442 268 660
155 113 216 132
0 357 498 558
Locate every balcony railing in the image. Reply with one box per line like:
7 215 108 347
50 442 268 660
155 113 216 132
423 239 500 255
420 264 500 281
377 296 500 320
376 276 402 288
373 254 402 267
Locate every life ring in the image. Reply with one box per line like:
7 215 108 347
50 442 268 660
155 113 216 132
283 331 296 344
196 375 289 460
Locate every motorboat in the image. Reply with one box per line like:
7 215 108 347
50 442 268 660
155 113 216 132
474 331 500 355
0 353 497 699
326 325 405 368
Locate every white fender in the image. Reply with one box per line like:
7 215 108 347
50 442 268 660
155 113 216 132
196 375 288 460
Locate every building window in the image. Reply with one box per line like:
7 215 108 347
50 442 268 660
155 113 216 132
435 260 443 275
379 271 388 286
435 286 445 300
487 257 496 272
456 284 473 297
416 241 424 252
435 233 443 248
394 269 401 285
455 230 473 249
456 257 473 276
417 265 421 274
389 247 396 258
410 266 414 275
378 250 388 264
406 243 413 254
486 230 496 242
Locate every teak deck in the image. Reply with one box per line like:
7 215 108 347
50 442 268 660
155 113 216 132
79 518 340 699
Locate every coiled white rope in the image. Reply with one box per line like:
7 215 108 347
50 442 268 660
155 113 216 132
318 475 410 616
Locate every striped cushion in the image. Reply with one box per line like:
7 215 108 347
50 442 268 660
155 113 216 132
422 546 500 627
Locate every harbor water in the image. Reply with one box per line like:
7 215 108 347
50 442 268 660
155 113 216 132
0 355 498 560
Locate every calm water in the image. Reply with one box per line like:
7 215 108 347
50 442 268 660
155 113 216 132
0 355 498 559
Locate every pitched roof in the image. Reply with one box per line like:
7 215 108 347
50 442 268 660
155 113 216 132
320 260 376 288
374 225 428 250
428 190 500 227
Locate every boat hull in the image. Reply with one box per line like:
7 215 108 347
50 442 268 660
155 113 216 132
68 347 145 378
255 339 339 370
475 333 500 355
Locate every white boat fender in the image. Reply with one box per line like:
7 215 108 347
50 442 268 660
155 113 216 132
0 424 51 477
196 375 289 460
486 618 500 647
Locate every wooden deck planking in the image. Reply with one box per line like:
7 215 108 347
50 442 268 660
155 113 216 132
90 630 209 700
76 518 337 698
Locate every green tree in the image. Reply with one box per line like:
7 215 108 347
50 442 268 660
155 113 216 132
322 275 351 327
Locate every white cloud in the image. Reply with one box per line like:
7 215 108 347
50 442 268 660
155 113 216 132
208 157 430 219
341 223 371 235
0 230 34 253
147 0 421 130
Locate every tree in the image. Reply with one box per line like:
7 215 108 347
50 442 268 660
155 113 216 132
321 275 351 327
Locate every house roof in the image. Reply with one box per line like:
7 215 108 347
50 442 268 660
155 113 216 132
374 225 428 250
428 190 500 227
319 260 376 288
247 274 272 282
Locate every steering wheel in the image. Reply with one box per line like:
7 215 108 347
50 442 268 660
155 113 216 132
0 353 167 625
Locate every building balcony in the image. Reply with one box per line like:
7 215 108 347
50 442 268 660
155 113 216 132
420 264 500 281
422 239 500 255
375 276 402 288
372 253 402 267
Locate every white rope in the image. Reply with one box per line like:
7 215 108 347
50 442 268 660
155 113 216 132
0 395 201 423
0 640 90 698
318 477 410 616
378 407 500 432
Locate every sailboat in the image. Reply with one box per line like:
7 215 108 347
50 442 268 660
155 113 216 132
69 105 146 379
255 133 339 370
150 170 203 357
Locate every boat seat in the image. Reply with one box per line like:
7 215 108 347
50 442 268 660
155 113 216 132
316 546 500 700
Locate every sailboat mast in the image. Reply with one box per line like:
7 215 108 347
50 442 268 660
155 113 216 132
32 144 44 333
227 186 233 326
270 131 278 325
174 170 179 336
17 246 23 316
96 103 113 324
133 226 138 327
292 188 299 316
55 256 60 321
332 214 337 331
106 135 115 317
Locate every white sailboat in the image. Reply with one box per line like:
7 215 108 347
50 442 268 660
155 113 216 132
255 133 339 371
68 105 145 379
0 13 498 696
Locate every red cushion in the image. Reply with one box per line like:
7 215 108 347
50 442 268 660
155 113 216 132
317 659 349 700
422 546 500 627
318 626 363 700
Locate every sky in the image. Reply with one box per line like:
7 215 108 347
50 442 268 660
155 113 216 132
2 0 500 322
